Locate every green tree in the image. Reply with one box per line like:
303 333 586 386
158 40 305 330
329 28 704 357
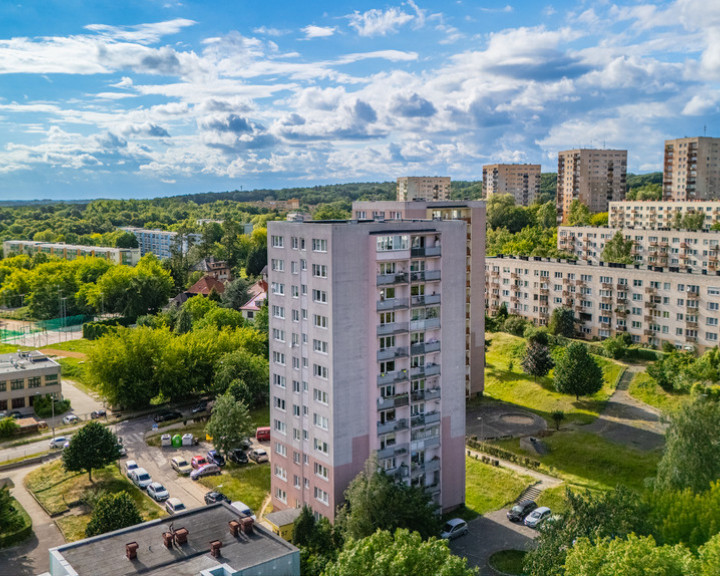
566 200 592 225
313 201 351 220
62 421 120 481
205 392 254 457
336 455 441 541
193 307 245 331
524 325 549 346
0 417 19 438
682 212 705 230
535 201 557 228
245 246 267 276
293 505 342 576
115 232 139 248
85 492 142 537
323 529 478 576
553 342 603 400
174 306 192 334
655 398 720 493
549 307 575 337
221 277 251 310
601 231 634 264
502 315 527 336
487 194 531 232
522 341 554 381
699 533 720 575
601 334 629 359
590 212 608 226
214 349 269 408
551 410 565 431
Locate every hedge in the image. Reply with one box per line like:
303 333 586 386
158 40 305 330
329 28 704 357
82 317 133 340
0 497 32 548
467 437 541 470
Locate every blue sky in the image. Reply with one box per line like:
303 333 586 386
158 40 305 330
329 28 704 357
0 0 718 200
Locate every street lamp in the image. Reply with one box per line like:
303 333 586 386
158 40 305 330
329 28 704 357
477 416 484 442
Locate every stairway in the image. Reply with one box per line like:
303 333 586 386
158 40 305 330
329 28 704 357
516 482 542 503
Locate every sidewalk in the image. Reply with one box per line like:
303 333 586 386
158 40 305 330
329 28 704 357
466 447 563 492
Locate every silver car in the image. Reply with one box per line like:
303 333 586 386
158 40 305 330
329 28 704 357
130 467 152 489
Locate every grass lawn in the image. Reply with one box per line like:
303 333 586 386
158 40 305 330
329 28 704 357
40 339 95 355
483 332 625 424
456 456 535 521
488 550 527 575
25 459 164 522
198 462 270 513
56 357 98 396
55 515 92 542
0 497 32 548
0 449 49 466
492 431 659 492
627 371 687 414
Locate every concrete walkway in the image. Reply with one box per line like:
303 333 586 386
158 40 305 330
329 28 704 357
0 463 65 576
467 448 563 492
583 365 667 451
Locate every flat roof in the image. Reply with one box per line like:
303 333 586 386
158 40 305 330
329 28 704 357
0 352 59 376
52 502 298 576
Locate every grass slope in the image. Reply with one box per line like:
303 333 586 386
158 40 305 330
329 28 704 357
627 371 687 414
198 463 270 513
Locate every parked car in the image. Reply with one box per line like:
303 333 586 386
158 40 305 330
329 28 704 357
165 497 186 515
49 436 68 449
440 518 469 540
228 448 249 465
507 500 538 522
62 414 79 425
204 491 229 505
171 456 193 475
524 506 552 529
191 401 208 414
0 411 6 419
190 463 221 480
125 460 139 478
153 410 182 423
248 448 268 463
9 411 23 419
90 409 106 419
116 436 126 457
146 482 170 502
130 468 153 489
255 426 271 442
191 455 208 469
207 450 225 467
230 501 256 520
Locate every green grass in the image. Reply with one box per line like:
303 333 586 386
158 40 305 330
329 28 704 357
461 456 535 520
25 459 165 521
199 463 270 513
492 431 660 492
627 371 687 414
55 514 91 542
56 357 97 395
488 550 527 575
0 497 32 548
483 332 625 424
0 449 49 466
39 339 95 355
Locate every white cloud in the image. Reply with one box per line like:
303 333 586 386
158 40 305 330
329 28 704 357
301 25 336 39
253 26 288 36
84 18 195 44
347 6 417 37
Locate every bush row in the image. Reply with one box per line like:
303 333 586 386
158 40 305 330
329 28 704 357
466 437 541 469
82 317 133 340
0 499 32 548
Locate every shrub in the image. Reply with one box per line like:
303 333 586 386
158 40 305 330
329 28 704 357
34 394 71 418
502 315 528 336
0 417 19 438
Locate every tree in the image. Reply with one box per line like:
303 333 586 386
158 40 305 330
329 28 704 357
85 492 142 537
590 212 608 226
115 232 139 248
205 392 254 457
566 200 592 225
222 277 251 310
323 529 478 576
601 231 634 264
174 306 192 334
553 342 603 400
293 505 342 576
486 194 531 232
336 455 441 541
502 315 527 336
313 201 351 220
63 421 120 481
535 201 557 228
214 349 269 408
0 417 19 438
602 334 629 359
655 398 720 493
551 410 565 431
245 246 267 276
682 212 705 230
522 341 554 381
524 325 549 346
549 307 575 337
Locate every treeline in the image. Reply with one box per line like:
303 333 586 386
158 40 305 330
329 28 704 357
648 347 720 398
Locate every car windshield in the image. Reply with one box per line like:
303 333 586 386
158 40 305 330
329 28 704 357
511 505 523 513
442 522 454 532
154 484 165 491
175 503 186 511
138 474 150 481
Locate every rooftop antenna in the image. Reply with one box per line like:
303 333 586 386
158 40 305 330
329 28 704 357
704 125 707 137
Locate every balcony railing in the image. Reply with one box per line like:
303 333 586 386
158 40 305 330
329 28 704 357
411 246 441 258
411 411 441 427
377 442 409 460
410 340 441 355
377 370 409 386
410 318 441 331
377 273 408 286
377 418 408 435
377 346 408 362
411 387 441 402
410 363 441 379
377 322 409 336
411 270 441 282
410 294 441 307
377 298 409 311
377 393 410 411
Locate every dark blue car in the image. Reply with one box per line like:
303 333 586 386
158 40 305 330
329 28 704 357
207 449 226 467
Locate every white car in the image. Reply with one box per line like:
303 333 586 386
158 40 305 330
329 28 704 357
440 518 468 540
49 436 68 449
230 501 256 520
146 482 169 502
130 467 152 489
125 460 139 478
62 414 79 425
524 506 552 529
165 497 186 515
248 448 268 463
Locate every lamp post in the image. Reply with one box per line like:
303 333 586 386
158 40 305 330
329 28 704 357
477 416 484 442
51 393 55 440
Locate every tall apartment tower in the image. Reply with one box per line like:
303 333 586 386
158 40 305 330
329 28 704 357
663 137 720 201
556 149 627 223
397 177 451 202
267 219 467 521
482 164 541 206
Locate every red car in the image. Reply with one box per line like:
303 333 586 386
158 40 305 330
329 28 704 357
191 455 208 470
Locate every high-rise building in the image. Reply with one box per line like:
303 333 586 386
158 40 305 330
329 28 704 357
351 200 486 397
267 219 467 521
2 240 140 266
397 177 451 202
609 200 720 230
556 149 627 223
482 164 541 206
119 227 202 259
663 137 720 200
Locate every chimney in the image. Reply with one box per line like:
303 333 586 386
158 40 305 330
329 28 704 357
228 520 240 537
126 542 139 560
162 532 174 548
210 540 222 558
174 527 189 545
240 517 254 535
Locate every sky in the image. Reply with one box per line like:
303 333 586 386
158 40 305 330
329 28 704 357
0 1 719 200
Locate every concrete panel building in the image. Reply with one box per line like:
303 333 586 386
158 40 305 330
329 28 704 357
119 227 202 259
482 164 541 206
609 200 720 230
267 218 467 521
557 149 627 223
3 241 140 266
487 255 720 351
0 351 61 415
397 177 451 202
558 225 720 273
352 200 486 397
663 137 720 200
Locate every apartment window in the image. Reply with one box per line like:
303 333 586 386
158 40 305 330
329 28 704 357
272 328 285 342
11 379 24 391
312 239 327 252
708 333 719 341
708 287 720 296
275 443 287 457
312 289 327 303
28 376 41 389
379 335 395 349
314 438 329 455
707 318 719 326
312 264 327 278
272 305 285 319
291 237 299 250
293 428 301 441
273 374 286 388
379 311 395 325
292 309 300 322
313 314 328 328
313 364 328 379
0 382 5 392
293 404 300 416
273 419 287 435
633 279 643 287
376 235 409 251
292 380 301 393
709 302 719 311
276 488 287 503
314 462 329 480
271 258 284 272
314 388 328 404
294 475 301 489
275 465 287 481
292 357 300 370
313 339 328 354
272 351 285 365
300 259 307 270
274 397 286 411
313 413 329 430
271 235 284 248
271 282 285 295
291 285 299 298
314 486 329 505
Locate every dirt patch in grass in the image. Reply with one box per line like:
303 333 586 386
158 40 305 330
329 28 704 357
198 463 270 514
